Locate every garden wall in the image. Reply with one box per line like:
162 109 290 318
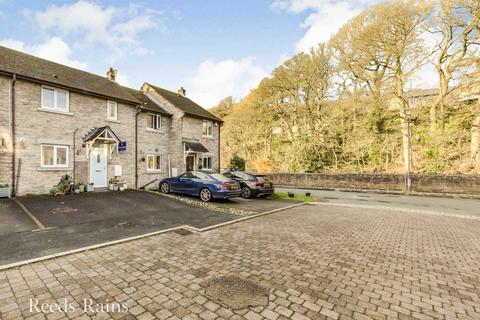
265 173 480 195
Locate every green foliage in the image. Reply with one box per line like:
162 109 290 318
228 155 246 171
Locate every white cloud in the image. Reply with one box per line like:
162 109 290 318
0 37 88 70
30 1 162 61
187 58 268 107
272 0 375 52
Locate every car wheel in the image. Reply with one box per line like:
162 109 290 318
241 186 252 199
199 188 212 202
160 182 170 194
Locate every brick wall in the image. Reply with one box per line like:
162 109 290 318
266 173 480 195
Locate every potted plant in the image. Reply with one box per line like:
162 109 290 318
79 183 85 193
86 183 94 192
305 192 311 197
287 192 295 198
74 184 81 194
0 184 11 198
118 183 125 191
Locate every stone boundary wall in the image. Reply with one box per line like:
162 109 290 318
265 173 480 195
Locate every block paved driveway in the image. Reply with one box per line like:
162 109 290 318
1 203 479 319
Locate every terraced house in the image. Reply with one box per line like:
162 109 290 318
0 46 222 196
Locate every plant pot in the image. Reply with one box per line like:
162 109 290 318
305 192 311 197
113 184 119 191
86 184 94 192
287 192 294 198
79 185 85 193
119 184 125 191
109 184 115 191
0 187 11 198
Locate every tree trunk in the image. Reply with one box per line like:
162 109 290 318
400 113 410 173
471 109 480 168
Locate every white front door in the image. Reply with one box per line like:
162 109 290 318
90 148 107 188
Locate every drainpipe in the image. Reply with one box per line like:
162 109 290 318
218 122 222 172
135 105 141 189
73 128 78 183
11 74 16 196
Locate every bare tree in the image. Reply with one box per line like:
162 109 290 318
429 0 480 133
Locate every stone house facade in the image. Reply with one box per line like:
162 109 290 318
0 46 222 196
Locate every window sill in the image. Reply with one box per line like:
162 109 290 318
146 170 162 174
105 118 120 123
37 167 72 171
38 108 73 116
202 135 215 140
145 128 164 133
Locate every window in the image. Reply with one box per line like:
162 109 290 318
146 155 161 172
193 172 211 180
41 145 69 168
147 114 162 131
107 101 117 120
202 156 212 170
179 172 195 179
41 87 69 112
202 120 213 137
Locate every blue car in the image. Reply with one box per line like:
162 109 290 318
159 171 241 202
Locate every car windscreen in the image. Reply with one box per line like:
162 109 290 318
210 173 232 182
233 172 255 180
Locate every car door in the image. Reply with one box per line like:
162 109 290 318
176 172 195 194
189 172 211 195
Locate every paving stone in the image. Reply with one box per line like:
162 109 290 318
0 204 478 320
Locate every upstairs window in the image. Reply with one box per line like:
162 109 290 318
147 114 162 131
41 86 69 112
203 120 213 137
107 101 118 120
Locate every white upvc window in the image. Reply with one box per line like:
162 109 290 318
41 86 69 112
147 114 162 131
202 156 212 170
41 145 69 168
107 100 118 120
202 120 213 137
146 155 161 172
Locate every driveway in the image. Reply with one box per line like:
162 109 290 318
218 196 300 213
0 190 240 266
1 203 479 319
0 200 36 234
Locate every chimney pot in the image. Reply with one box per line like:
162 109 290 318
106 67 117 81
178 86 186 96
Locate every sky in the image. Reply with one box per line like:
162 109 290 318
0 0 436 107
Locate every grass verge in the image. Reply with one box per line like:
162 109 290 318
271 192 315 202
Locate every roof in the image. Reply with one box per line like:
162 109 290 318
83 126 121 143
406 88 437 98
146 83 222 122
183 140 210 153
123 87 172 116
0 46 139 104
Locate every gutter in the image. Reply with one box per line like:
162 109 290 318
11 74 16 196
73 128 78 182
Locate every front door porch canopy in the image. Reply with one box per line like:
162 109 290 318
183 139 209 165
83 126 121 159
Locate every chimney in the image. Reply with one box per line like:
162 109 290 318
177 86 186 96
106 67 117 81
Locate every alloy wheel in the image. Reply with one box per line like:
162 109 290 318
160 182 169 193
241 186 252 199
200 188 212 202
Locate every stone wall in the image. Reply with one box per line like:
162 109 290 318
266 172 480 195
0 76 12 186
12 79 137 195
142 83 221 175
136 112 171 189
